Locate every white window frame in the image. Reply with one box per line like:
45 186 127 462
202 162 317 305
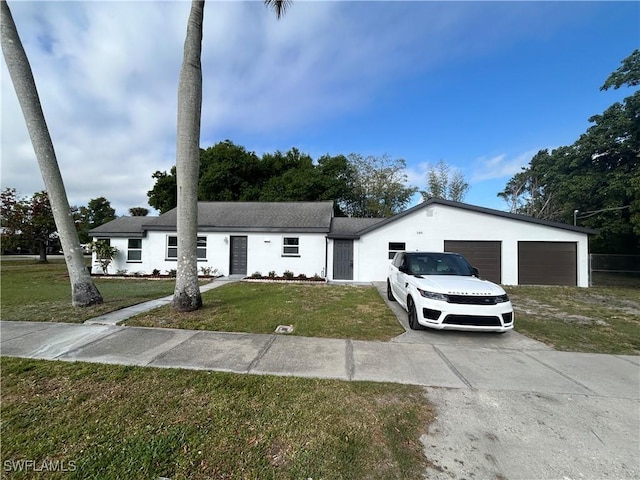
127 238 142 262
282 237 300 257
166 235 207 261
388 242 406 260
166 236 178 260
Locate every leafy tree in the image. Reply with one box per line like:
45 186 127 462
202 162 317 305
148 168 177 214
76 197 117 243
148 141 356 215
198 140 263 201
499 50 639 254
344 153 417 217
89 240 118 274
129 207 149 216
1 1 102 306
1 190 60 261
421 160 469 202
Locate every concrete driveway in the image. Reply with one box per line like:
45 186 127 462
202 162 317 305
373 281 640 480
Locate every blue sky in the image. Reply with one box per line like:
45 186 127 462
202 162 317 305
2 1 638 215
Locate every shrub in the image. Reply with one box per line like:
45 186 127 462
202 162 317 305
283 270 294 279
152 269 161 276
116 269 128 276
165 269 177 278
250 272 263 279
313 273 324 281
268 271 276 278
297 273 308 280
199 266 213 276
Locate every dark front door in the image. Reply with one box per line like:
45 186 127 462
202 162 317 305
230 236 248 275
333 239 353 280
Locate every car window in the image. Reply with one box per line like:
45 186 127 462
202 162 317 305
405 253 473 276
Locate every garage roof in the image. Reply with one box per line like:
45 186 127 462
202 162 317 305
352 198 599 236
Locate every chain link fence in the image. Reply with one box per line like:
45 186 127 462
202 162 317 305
590 254 640 287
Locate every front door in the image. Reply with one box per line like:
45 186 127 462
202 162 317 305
230 236 248 275
333 239 353 280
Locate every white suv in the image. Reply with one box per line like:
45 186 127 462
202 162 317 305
387 251 514 332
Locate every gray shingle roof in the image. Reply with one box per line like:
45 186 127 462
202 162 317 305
88 216 153 237
88 199 598 238
328 217 386 238
144 201 335 233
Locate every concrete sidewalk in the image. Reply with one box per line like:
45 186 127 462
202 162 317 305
1 318 637 396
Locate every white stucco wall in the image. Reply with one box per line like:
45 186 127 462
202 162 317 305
328 203 590 286
92 231 327 278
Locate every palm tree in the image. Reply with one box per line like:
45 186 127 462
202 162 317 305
1 0 103 307
172 0 291 311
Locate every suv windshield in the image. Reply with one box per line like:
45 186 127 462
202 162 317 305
404 253 473 276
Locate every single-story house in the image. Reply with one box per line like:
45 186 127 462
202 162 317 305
89 199 597 287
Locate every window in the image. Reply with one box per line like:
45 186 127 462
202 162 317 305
283 237 299 256
127 239 142 262
388 242 406 260
166 236 207 260
197 236 207 260
166 236 178 260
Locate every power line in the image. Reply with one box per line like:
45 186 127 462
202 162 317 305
576 205 631 220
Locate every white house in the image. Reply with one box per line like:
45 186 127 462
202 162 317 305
89 199 597 287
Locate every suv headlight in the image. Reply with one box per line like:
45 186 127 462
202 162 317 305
495 294 510 303
418 289 448 302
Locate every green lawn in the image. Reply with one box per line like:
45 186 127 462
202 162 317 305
0 258 176 323
1 357 434 480
507 285 640 354
126 282 404 341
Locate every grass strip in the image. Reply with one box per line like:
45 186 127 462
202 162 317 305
126 282 404 341
1 357 434 479
507 285 640 354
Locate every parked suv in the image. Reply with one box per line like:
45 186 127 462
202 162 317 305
387 252 514 332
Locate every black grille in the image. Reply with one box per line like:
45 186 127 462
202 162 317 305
502 313 513 324
446 295 500 305
443 315 502 326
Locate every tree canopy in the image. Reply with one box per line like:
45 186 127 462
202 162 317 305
148 140 416 217
420 160 469 202
499 50 640 254
75 196 117 243
1 188 57 261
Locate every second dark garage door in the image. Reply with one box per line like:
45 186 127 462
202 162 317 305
444 240 502 284
518 241 577 286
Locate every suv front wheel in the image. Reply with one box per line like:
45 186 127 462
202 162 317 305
407 297 424 330
386 280 396 302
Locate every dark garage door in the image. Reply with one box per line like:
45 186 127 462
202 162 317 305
445 240 502 284
518 241 577 286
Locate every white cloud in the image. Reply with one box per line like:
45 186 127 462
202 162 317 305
1 1 600 215
470 150 539 183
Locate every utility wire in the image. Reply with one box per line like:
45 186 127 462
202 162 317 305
576 205 630 220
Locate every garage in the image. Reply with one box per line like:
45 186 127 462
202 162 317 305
518 241 577 286
444 241 502 284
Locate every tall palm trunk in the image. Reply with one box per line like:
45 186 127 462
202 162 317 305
173 0 204 311
1 0 103 307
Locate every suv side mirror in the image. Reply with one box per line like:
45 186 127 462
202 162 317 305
471 266 479 277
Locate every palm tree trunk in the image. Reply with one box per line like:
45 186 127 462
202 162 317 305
1 0 103 307
173 0 204 311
